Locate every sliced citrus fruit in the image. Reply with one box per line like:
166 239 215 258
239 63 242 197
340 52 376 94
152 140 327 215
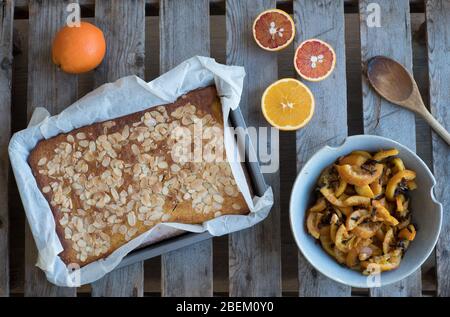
252 9 295 51
261 78 315 131
294 39 336 81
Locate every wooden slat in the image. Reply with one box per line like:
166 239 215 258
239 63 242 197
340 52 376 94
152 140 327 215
159 0 212 297
0 0 13 298
90 0 145 297
294 0 351 297
25 0 78 296
425 0 450 297
226 0 281 297
13 0 426 10
359 0 421 296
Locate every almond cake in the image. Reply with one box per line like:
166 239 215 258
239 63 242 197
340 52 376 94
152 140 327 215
28 86 249 266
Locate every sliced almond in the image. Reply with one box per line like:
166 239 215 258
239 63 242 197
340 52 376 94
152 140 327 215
37 157 47 166
76 132 86 140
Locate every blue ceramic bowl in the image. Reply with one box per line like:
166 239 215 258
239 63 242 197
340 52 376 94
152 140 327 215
289 135 442 288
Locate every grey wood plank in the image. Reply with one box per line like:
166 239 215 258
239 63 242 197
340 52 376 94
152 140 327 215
226 0 281 297
161 238 213 296
159 0 213 297
425 0 450 297
294 0 351 297
90 0 145 297
0 0 13 298
359 0 421 297
25 0 78 297
13 0 426 8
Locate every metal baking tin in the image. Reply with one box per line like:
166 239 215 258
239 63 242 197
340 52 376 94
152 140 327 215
116 107 269 270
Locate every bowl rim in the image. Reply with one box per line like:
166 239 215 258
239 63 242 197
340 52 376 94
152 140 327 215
289 134 443 288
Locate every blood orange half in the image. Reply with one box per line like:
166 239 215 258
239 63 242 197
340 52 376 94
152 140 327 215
294 39 336 81
252 9 295 51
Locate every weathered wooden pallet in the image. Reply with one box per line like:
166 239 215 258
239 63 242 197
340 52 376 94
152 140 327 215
0 0 448 297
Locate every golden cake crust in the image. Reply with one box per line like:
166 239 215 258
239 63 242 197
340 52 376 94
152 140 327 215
28 86 249 267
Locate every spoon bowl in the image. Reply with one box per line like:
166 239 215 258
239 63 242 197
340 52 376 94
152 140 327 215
366 55 450 146
367 56 414 104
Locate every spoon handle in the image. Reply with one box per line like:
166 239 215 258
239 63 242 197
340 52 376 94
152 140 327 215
421 108 450 146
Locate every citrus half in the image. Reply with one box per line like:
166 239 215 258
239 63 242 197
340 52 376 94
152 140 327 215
294 39 336 81
252 9 295 51
261 78 315 131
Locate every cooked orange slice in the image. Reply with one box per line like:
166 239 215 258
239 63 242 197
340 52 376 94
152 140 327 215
306 211 322 239
362 250 402 275
261 78 315 130
372 148 399 162
252 9 295 51
334 179 347 197
385 170 416 201
355 185 375 198
369 180 383 197
330 213 340 243
351 150 372 158
346 209 370 231
335 224 354 253
398 224 416 241
320 187 346 207
372 200 399 226
391 157 405 173
319 226 335 257
407 180 418 190
382 227 394 254
339 154 369 166
308 197 327 213
343 195 371 207
335 163 383 187
294 39 336 81
353 222 382 239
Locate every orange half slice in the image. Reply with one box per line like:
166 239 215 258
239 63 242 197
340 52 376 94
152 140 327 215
252 9 295 51
261 78 315 131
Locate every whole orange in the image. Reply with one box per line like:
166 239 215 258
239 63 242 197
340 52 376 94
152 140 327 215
52 22 106 74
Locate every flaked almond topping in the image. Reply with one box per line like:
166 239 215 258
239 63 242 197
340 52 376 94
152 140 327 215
89 141 96 152
232 203 241 210
158 161 168 169
131 144 140 156
213 194 224 204
36 101 247 263
79 140 89 148
161 214 171 222
38 157 47 166
127 212 136 227
102 156 111 167
76 132 86 140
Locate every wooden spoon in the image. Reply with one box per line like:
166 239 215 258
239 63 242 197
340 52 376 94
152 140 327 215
366 55 450 146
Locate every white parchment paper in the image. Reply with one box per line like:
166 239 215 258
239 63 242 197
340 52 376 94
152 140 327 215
8 56 274 287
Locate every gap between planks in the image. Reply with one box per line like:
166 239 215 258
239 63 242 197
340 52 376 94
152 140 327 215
0 0 14 298
90 0 146 297
294 0 350 297
159 0 213 297
24 0 78 297
359 0 421 297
